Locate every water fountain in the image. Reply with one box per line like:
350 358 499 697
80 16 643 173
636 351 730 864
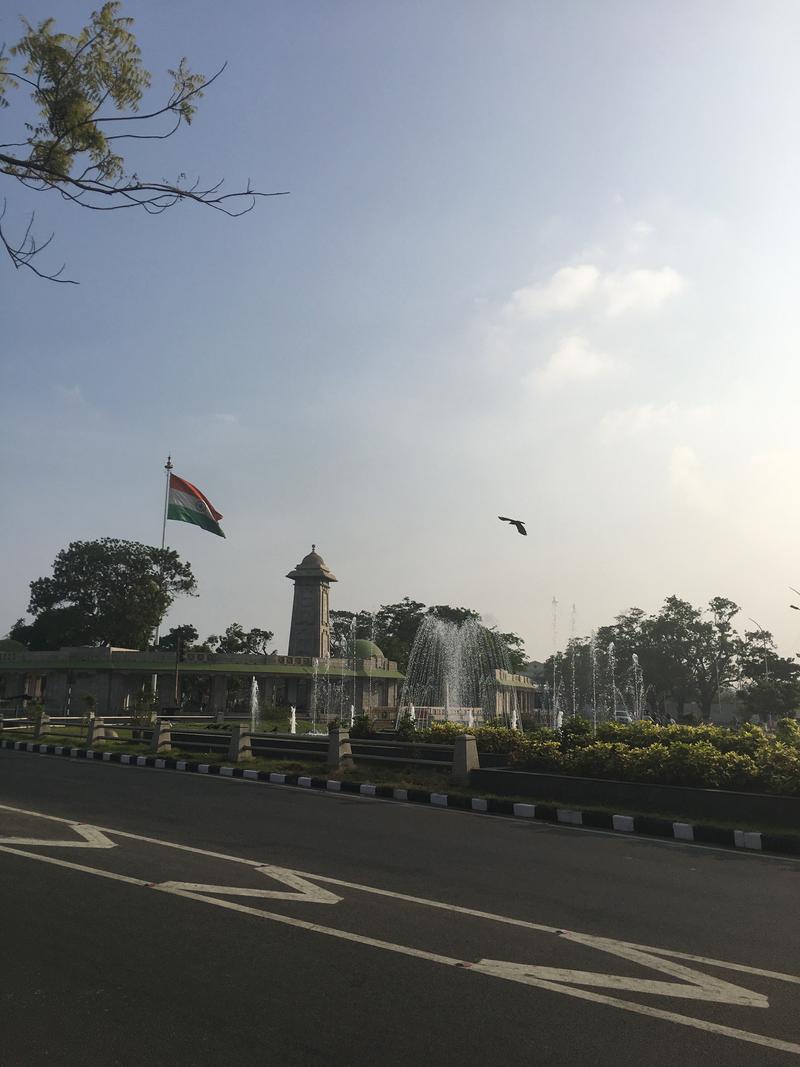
399 616 511 726
249 676 260 733
289 705 297 735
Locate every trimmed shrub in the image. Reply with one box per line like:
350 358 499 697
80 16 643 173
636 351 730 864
509 739 564 773
558 717 594 750
565 742 630 781
350 714 376 739
775 718 800 748
754 742 800 796
473 724 532 754
419 722 467 743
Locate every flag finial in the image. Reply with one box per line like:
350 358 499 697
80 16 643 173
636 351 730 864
165 455 173 472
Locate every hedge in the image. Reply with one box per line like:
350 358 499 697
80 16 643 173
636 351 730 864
412 717 800 796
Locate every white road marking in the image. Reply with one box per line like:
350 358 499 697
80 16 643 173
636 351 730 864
0 823 115 848
1 798 800 1059
475 935 767 1008
156 865 341 904
0 800 797 988
147 887 800 1057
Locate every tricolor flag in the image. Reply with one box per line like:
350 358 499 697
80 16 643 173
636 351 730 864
167 474 225 538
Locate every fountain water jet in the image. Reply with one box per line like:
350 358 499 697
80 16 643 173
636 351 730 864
249 676 260 733
400 616 511 726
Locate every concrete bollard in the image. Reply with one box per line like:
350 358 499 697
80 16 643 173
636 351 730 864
85 716 106 747
150 719 173 754
33 712 51 740
227 723 253 762
451 734 480 785
327 727 354 771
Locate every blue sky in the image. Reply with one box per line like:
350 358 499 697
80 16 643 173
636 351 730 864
3 1 800 658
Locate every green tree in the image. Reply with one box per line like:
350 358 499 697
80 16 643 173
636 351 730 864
13 538 196 649
491 629 527 673
427 605 481 626
157 624 198 652
374 597 427 671
740 677 800 723
330 609 376 653
205 623 275 655
10 605 94 649
0 2 282 281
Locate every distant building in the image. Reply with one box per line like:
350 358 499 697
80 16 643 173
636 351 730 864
0 545 535 720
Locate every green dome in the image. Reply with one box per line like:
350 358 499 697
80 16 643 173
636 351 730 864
0 638 26 653
354 639 383 660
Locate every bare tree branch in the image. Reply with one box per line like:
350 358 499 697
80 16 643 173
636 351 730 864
0 199 77 283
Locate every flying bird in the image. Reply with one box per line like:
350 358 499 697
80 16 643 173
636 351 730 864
498 516 527 536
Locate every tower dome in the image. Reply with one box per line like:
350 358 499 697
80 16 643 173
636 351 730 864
286 544 337 583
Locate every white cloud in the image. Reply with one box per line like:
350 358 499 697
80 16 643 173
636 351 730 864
502 263 684 322
600 401 715 438
212 413 239 424
600 267 685 317
526 335 610 390
504 265 600 319
669 445 722 514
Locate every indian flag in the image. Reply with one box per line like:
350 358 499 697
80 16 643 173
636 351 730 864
167 474 225 538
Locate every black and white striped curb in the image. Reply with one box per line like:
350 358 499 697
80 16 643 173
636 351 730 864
3 737 799 857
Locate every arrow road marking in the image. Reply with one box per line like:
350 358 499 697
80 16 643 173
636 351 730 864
0 823 115 848
154 865 341 904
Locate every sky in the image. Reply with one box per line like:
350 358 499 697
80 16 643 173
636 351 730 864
3 0 800 661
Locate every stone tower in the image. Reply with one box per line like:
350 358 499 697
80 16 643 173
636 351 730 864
286 546 338 659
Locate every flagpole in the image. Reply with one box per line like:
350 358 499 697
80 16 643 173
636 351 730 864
152 456 173 701
161 455 173 550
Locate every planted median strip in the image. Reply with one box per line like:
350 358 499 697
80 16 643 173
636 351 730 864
2 730 799 858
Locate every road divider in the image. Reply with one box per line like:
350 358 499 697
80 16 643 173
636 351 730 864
1 737 798 857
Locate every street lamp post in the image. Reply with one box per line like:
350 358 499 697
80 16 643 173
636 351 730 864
747 618 770 681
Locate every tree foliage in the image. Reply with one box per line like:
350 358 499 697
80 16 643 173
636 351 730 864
205 622 275 655
157 623 198 652
549 594 800 722
330 596 526 674
0 2 284 281
11 537 196 649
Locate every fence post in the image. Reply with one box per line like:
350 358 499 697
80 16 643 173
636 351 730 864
451 734 480 785
85 715 106 747
227 723 252 762
33 712 50 740
151 719 172 754
327 727 353 771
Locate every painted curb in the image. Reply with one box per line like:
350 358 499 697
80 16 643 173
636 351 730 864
2 738 798 857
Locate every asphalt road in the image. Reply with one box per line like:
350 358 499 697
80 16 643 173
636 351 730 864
1 749 799 1066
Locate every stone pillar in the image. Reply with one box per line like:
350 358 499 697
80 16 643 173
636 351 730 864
33 712 50 740
151 719 172 754
85 716 106 747
211 675 228 721
452 734 480 785
327 727 353 771
227 723 252 762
